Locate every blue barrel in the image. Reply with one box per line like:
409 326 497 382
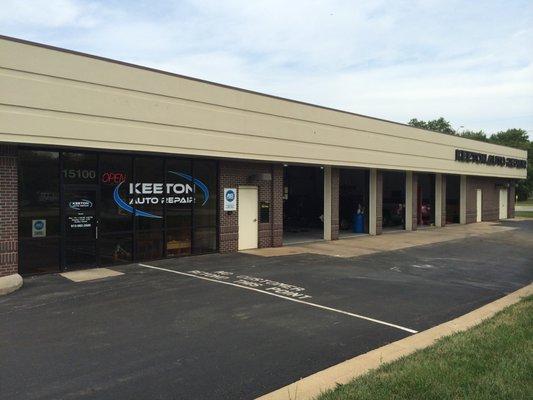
353 213 364 233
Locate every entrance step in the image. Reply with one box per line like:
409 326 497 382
60 268 123 282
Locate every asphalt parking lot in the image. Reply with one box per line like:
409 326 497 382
1 220 532 400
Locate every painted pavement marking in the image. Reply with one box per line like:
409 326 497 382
138 263 418 334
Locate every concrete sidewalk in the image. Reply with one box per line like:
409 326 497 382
244 222 518 258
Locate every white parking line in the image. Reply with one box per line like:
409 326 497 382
138 263 418 334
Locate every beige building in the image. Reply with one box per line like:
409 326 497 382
0 35 527 281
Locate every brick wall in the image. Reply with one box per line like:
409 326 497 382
0 145 18 277
466 176 515 223
218 161 283 253
508 183 515 219
331 168 339 240
271 164 284 247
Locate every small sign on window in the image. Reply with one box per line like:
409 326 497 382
32 219 46 237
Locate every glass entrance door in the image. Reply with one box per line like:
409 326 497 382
63 186 99 270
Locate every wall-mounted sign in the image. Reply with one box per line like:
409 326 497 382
224 188 237 211
259 201 270 223
113 171 210 219
455 149 527 169
32 219 46 237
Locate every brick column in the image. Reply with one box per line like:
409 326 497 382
0 145 18 278
218 160 283 253
272 164 283 247
508 182 515 219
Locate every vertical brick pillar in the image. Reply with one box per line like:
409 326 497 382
0 145 18 278
508 182 515 219
218 162 238 253
272 164 283 247
331 168 339 240
218 160 283 253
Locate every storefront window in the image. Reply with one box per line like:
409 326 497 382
134 157 164 260
166 159 192 256
136 230 163 261
99 154 133 265
99 233 132 265
100 154 133 234
192 160 217 254
18 150 60 274
63 152 97 185
18 149 218 273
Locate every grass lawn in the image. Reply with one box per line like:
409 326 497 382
517 199 533 206
316 295 533 400
516 211 533 218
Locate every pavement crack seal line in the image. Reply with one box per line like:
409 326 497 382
137 263 418 334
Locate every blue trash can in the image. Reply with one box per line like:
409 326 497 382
353 213 364 233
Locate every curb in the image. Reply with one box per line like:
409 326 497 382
0 273 23 296
256 283 533 400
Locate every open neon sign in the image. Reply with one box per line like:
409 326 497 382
102 172 127 184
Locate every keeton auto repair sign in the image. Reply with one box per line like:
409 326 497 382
112 171 210 219
455 149 527 169
128 182 194 204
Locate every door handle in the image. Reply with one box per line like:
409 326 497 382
253 219 257 222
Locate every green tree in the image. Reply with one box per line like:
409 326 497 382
459 130 488 142
488 129 532 200
408 117 456 135
489 128 533 200
489 128 529 150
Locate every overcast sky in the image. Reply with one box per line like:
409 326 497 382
1 0 532 138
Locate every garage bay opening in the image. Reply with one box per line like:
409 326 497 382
283 165 324 244
382 171 406 231
446 175 460 224
339 169 369 236
417 173 436 227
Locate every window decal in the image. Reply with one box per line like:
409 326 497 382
112 171 210 218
